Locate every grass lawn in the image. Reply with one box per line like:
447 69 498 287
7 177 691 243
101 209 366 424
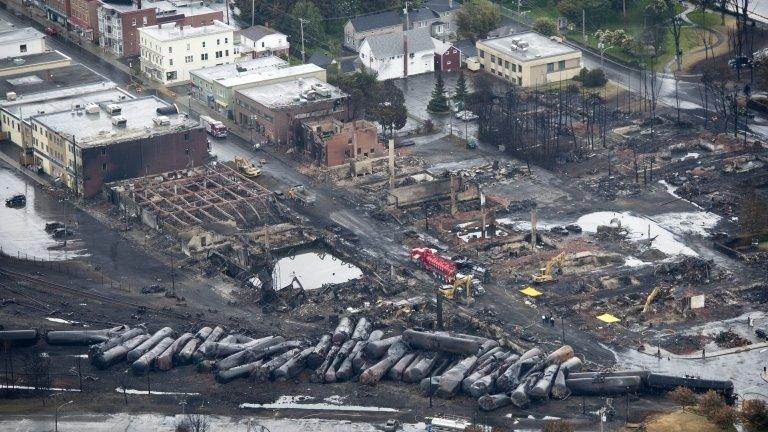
688 10 727 28
645 409 734 432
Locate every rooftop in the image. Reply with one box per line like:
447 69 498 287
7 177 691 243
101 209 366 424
139 20 235 42
190 56 287 82
0 27 44 50
1 87 131 122
423 0 461 13
238 25 283 42
349 10 402 32
363 28 434 58
237 77 346 110
0 50 70 72
0 81 119 107
0 18 15 33
216 63 324 88
477 31 580 62
0 64 108 100
31 96 198 147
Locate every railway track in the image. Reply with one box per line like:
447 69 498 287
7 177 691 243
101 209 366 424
0 268 191 320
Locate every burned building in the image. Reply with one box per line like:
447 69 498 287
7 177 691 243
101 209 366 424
300 119 385 167
29 96 207 197
232 77 349 149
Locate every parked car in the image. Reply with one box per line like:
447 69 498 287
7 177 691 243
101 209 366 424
45 221 65 232
5 194 26 207
44 27 58 37
52 228 73 238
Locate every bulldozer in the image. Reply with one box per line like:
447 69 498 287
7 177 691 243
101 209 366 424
532 251 566 284
234 156 261 177
438 274 474 301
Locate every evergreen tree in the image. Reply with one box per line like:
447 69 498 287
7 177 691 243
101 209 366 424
453 71 468 105
427 72 450 113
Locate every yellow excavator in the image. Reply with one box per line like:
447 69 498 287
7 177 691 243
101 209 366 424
439 274 474 300
234 156 261 177
642 286 669 314
532 251 566 284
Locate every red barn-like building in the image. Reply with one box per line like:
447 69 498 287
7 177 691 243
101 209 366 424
434 40 460 73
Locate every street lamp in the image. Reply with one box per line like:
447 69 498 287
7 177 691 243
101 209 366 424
55 400 73 432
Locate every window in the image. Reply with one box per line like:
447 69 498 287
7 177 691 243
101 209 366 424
215 50 222 58
217 39 221 45
185 55 193 63
202 41 206 48
490 55 496 63
558 60 566 70
169 59 173 66
224 37 228 43
478 50 484 59
102 163 107 171
19 44 27 53
186 43 190 50
184 132 189 140
101 147 106 155
547 62 554 72
497 57 502 66
201 53 208 60
131 18 136 26
143 16 147 25
225 49 229 56
409 52 414 59
261 41 265 48
505 60 509 69
168 46 172 53
185 148 190 155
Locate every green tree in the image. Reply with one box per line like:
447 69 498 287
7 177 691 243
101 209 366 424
428 72 450 113
456 0 501 40
533 17 558 36
289 1 325 53
557 0 613 26
330 70 380 119
373 80 407 137
454 70 468 104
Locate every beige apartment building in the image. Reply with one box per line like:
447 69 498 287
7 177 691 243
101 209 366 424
476 31 582 87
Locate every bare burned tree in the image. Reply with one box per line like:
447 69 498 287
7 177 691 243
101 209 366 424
700 60 733 131
23 348 52 406
176 413 210 432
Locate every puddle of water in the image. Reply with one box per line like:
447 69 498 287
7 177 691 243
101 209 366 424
0 167 88 261
272 251 362 291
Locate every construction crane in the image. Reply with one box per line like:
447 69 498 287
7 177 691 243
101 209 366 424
532 251 566 284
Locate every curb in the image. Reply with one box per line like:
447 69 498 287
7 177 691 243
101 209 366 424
641 341 768 360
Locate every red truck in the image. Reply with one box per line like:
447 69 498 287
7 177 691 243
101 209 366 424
410 247 457 282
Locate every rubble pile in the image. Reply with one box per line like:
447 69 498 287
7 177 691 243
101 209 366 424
31 318 736 411
654 257 719 284
714 330 750 349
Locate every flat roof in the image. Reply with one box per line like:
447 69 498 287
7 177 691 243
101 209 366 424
477 31 580 62
0 18 16 33
31 96 198 147
2 87 131 121
237 77 346 110
139 20 235 42
0 81 119 108
0 50 70 71
0 64 108 100
190 56 287 82
0 27 44 48
216 63 323 88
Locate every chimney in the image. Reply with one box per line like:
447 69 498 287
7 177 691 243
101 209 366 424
449 0 453 8
136 0 141 9
264 21 269 28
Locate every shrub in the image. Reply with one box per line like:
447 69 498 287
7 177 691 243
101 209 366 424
698 390 725 417
542 420 575 432
711 406 738 429
582 69 608 87
533 17 558 36
741 399 768 431
668 387 697 412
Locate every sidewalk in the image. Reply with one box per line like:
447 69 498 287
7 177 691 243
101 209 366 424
641 341 768 360
0 143 52 187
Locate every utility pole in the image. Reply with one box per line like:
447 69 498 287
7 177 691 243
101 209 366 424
517 0 521 15
224 0 230 25
299 18 308 64
250 0 255 27
403 1 410 77
582 9 586 44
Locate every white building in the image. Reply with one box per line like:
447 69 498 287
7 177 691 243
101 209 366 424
139 20 236 85
237 25 289 59
358 28 435 81
0 27 46 59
